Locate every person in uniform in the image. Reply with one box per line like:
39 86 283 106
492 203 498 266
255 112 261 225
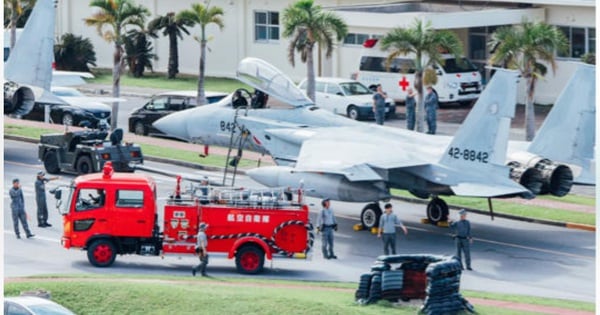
9 178 34 239
316 198 338 259
372 84 388 125
450 209 473 270
377 203 408 255
192 222 209 276
405 88 416 130
424 86 439 134
34 171 59 227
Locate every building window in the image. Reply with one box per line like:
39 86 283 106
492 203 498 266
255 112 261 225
558 26 595 59
343 33 369 46
255 11 279 42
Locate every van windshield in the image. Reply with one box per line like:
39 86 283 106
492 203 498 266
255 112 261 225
359 56 416 74
440 58 478 73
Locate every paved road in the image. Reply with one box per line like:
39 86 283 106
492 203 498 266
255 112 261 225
4 140 595 303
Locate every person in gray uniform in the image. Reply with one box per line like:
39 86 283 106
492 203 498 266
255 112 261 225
35 171 59 227
192 222 209 276
450 209 473 270
377 203 408 255
405 88 416 131
9 178 34 239
372 84 388 125
316 198 338 259
424 86 439 134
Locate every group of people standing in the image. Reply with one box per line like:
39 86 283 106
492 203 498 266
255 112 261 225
373 84 439 135
315 199 474 271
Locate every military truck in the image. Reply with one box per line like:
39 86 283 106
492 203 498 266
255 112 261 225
38 128 143 175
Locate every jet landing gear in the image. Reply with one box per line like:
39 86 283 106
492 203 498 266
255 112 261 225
360 203 382 231
426 197 449 225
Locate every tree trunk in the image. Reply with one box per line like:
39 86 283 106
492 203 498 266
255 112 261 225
111 44 123 131
197 27 208 105
414 70 425 133
525 77 537 141
10 12 17 49
168 28 178 79
306 44 316 102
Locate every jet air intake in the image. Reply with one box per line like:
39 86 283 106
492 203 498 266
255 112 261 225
507 152 573 197
4 81 35 117
247 166 391 202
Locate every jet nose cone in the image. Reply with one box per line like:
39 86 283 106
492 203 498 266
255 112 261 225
153 111 190 141
247 166 283 187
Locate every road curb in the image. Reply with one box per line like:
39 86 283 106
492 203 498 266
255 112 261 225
5 134 593 232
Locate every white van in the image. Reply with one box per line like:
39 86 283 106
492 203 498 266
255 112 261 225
353 39 482 105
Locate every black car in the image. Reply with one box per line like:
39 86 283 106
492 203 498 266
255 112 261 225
128 90 228 136
22 86 111 129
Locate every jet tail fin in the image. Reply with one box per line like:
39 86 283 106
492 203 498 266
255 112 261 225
528 64 595 183
4 0 55 91
439 69 520 171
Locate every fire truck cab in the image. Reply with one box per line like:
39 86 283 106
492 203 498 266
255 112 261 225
56 162 313 274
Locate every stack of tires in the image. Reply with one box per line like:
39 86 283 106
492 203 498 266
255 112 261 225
354 262 390 304
420 257 475 315
381 270 404 301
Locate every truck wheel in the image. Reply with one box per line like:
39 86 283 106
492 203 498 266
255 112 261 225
87 239 116 267
62 113 74 126
76 156 93 174
43 150 61 174
347 106 360 120
134 121 146 136
361 203 382 230
235 245 264 274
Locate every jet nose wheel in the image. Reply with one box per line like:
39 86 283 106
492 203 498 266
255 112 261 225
427 198 449 225
361 203 382 230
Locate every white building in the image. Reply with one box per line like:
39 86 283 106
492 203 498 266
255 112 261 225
55 0 595 104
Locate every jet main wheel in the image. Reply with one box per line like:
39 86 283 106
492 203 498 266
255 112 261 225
361 203 382 230
426 198 449 224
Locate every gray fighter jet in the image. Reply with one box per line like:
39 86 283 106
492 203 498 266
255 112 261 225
155 58 538 227
4 0 91 118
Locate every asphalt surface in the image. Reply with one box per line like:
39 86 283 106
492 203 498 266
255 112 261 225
3 140 596 304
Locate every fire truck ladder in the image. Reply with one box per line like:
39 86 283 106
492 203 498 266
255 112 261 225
222 107 251 186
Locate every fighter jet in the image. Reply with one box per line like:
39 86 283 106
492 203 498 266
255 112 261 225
4 0 90 118
155 59 534 226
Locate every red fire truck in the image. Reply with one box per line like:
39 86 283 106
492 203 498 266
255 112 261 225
55 162 313 274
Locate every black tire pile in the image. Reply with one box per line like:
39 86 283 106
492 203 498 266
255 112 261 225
354 254 475 314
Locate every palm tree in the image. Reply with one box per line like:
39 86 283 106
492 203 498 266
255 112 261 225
178 2 224 105
124 27 158 77
148 12 194 79
489 21 569 141
54 33 97 72
84 0 150 131
282 0 347 102
380 19 463 133
4 0 36 49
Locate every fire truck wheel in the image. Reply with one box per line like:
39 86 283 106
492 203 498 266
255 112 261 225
87 239 117 267
76 155 93 174
43 150 60 174
235 245 265 274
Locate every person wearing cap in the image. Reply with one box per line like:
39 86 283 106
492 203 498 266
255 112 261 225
377 203 408 255
450 209 473 270
316 198 338 259
372 84 388 125
192 222 209 276
424 85 439 134
35 171 59 228
9 178 34 239
405 87 416 131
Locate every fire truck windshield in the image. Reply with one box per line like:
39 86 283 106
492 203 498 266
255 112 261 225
56 186 74 215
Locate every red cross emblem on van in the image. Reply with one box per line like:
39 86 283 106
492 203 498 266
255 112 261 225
399 77 410 91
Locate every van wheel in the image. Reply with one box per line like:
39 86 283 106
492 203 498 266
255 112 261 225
235 245 265 274
43 150 61 174
134 121 146 136
87 239 116 267
76 156 93 174
347 106 360 120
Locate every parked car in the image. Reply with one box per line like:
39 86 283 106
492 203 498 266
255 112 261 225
4 296 76 315
22 86 111 129
128 90 228 136
298 77 396 120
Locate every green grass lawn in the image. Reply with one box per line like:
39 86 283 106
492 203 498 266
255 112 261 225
4 276 594 315
87 68 251 93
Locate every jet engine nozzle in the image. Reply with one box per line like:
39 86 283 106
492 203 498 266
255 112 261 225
4 81 35 117
534 159 573 197
508 161 543 195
